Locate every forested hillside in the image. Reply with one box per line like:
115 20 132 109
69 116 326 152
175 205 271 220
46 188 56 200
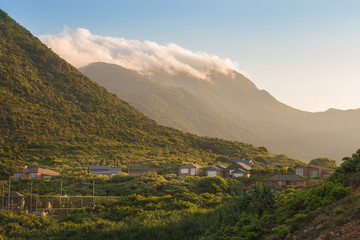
0 10 300 178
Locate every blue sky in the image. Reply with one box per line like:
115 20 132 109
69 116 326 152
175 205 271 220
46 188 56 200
2 0 360 111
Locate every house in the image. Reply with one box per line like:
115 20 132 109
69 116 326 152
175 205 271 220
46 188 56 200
206 165 227 177
13 166 60 180
178 164 202 176
294 165 334 178
267 175 306 187
225 162 251 177
127 166 158 176
231 158 254 166
231 168 250 178
88 166 122 178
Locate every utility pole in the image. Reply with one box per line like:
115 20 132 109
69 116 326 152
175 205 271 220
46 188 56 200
92 179 95 197
60 180 63 196
1 184 4 209
30 181 33 213
8 176 11 210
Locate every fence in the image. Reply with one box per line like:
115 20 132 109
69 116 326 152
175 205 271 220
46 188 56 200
0 195 123 217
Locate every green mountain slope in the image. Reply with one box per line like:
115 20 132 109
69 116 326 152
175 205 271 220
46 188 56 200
79 62 260 144
0 10 299 177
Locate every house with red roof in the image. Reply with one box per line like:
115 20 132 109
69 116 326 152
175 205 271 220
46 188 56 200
206 165 227 177
178 164 202 176
13 166 60 180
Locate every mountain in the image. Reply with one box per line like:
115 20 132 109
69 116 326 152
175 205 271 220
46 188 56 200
80 62 360 162
79 62 260 143
0 10 298 177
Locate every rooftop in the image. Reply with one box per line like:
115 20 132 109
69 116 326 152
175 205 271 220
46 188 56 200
268 174 305 181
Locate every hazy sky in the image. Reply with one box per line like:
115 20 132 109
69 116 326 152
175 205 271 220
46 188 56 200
2 0 360 112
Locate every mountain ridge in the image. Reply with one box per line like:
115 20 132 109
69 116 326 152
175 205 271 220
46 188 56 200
80 61 360 162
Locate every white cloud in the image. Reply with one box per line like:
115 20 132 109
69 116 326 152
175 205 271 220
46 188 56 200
39 27 241 81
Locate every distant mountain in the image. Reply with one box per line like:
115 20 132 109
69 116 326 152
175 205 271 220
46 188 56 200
79 62 260 143
80 62 360 162
0 10 296 177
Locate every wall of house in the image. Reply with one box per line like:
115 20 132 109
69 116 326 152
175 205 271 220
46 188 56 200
271 180 306 186
206 170 222 177
295 166 325 178
179 168 192 176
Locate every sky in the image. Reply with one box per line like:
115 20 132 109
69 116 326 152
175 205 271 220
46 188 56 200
2 0 360 112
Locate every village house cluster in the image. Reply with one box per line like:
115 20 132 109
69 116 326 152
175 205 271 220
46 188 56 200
11 159 335 188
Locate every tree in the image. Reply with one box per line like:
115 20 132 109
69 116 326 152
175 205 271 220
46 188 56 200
309 157 337 168
197 176 228 194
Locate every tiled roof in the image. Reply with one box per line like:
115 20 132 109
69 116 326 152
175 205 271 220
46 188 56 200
226 162 252 171
232 159 253 166
232 168 247 173
179 164 202 169
16 166 60 176
207 166 223 171
216 165 227 170
268 175 305 181
110 168 122 172
89 166 110 170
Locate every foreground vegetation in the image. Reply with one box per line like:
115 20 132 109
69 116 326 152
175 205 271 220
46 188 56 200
1 149 359 239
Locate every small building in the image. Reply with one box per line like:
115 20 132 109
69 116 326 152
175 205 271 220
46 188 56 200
294 165 334 178
88 166 122 178
231 168 250 178
127 166 158 176
2 192 25 210
231 158 254 166
267 175 306 187
225 162 251 177
206 165 227 177
13 166 60 180
178 164 202 176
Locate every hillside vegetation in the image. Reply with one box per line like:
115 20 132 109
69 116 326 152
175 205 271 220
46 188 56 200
1 149 360 240
0 10 301 178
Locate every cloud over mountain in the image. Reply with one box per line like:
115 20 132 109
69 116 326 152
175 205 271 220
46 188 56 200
39 27 240 81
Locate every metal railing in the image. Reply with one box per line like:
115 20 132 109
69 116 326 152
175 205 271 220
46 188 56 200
0 195 124 217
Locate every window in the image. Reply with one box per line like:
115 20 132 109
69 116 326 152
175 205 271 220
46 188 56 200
190 168 196 175
14 173 21 180
295 168 304 176
208 171 217 177
278 181 283 186
180 168 188 174
234 173 243 178
309 170 318 178
29 173 37 178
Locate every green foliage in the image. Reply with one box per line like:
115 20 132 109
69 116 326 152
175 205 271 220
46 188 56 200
276 182 351 222
250 165 293 182
309 157 337 168
196 176 228 194
329 149 360 187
